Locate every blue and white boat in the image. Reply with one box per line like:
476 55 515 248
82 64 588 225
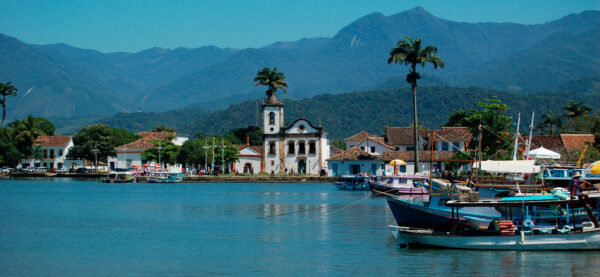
147 172 183 183
334 175 371 190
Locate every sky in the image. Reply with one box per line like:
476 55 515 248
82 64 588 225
1 0 598 53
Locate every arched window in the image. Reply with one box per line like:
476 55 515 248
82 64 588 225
269 112 275 125
268 142 276 155
288 141 295 154
308 141 316 154
298 141 306 154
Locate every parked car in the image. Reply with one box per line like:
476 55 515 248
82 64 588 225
56 168 68 173
1 167 11 173
75 168 91 174
35 167 48 172
24 167 35 172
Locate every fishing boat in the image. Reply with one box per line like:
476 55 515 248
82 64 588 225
334 174 371 190
101 172 136 183
147 171 183 183
391 197 600 250
369 174 429 194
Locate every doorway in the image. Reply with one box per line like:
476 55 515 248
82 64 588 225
298 159 306 174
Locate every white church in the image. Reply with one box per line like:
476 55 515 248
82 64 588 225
261 94 330 174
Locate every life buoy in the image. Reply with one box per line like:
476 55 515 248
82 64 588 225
523 219 534 228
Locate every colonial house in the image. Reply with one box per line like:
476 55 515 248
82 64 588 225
108 132 188 171
382 150 465 174
234 139 263 174
262 94 330 174
354 137 394 157
327 147 383 177
385 127 427 151
344 130 379 148
20 136 84 169
385 126 471 152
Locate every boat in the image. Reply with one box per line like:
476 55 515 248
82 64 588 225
334 174 371 190
391 197 600 250
101 172 136 183
542 167 600 187
369 174 429 194
147 171 183 183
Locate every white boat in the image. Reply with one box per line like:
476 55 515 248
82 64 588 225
390 197 600 250
147 171 183 183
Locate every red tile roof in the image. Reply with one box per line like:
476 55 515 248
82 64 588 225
520 136 565 153
344 131 377 142
34 136 72 147
560 134 595 152
436 127 472 144
386 127 418 146
328 146 378 161
383 151 456 162
116 136 161 151
356 137 394 150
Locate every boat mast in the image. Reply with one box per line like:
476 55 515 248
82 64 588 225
525 111 535 160
429 130 434 194
477 122 482 184
512 113 521 161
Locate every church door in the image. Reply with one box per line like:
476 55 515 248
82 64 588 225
298 159 306 174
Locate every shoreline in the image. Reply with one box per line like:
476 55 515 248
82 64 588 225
5 172 340 183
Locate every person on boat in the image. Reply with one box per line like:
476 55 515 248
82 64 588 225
568 172 591 198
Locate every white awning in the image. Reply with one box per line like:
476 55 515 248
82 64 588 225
474 160 541 173
528 147 561 160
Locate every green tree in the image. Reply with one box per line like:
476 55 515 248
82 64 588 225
537 109 562 135
0 82 18 128
0 128 21 166
563 100 592 118
224 126 263 145
254 67 288 99
153 125 175 132
388 36 444 173
176 139 208 172
445 97 513 159
8 115 47 157
68 124 138 162
141 139 180 167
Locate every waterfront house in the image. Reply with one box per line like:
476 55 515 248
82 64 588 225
327 146 383 177
382 150 462 174
344 131 379 148
108 132 188 171
354 137 394 157
262 94 330 175
20 136 84 170
234 139 263 174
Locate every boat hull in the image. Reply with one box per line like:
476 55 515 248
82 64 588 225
370 182 428 194
395 227 600 250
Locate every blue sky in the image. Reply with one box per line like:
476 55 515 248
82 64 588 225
1 0 598 53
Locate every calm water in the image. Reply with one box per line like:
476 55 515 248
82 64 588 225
1 178 600 276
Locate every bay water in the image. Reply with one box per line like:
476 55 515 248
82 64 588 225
1 178 599 276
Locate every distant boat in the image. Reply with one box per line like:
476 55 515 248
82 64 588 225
101 172 136 183
147 172 183 183
369 174 429 194
390 197 600 250
334 175 371 191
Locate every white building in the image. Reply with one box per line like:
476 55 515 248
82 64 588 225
354 137 394 157
20 136 84 169
234 143 262 174
327 147 384 177
262 94 330 174
108 132 188 171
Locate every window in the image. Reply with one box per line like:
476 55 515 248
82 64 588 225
59 150 64 157
453 142 461 152
370 163 377 173
271 160 275 166
269 112 275 125
298 125 305 132
298 141 306 154
269 142 276 155
50 149 55 158
43 150 48 159
441 142 449 151
288 141 295 154
308 141 316 154
360 146 365 151
370 146 376 153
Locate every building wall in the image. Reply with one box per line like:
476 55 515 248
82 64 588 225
327 160 384 177
436 141 464 152
356 139 391 156
234 156 261 174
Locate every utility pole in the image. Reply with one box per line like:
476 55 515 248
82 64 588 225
221 138 225 174
158 141 163 168
203 140 209 173
211 137 215 173
92 144 99 172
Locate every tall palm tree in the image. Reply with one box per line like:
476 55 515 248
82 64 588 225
388 36 444 173
563 100 591 118
254 67 288 100
0 82 18 128
538 110 562 135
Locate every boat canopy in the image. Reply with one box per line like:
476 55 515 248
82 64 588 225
475 160 541 173
528 147 561 160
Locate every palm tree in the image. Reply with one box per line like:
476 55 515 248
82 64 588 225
254 67 288 100
388 36 444 173
0 82 18 128
563 100 591 118
537 110 562 135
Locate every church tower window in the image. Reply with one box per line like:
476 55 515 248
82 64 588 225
269 112 275 125
268 142 276 155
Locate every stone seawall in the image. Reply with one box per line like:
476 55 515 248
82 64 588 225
7 172 340 183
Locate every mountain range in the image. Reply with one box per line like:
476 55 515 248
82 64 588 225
1 7 599 123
